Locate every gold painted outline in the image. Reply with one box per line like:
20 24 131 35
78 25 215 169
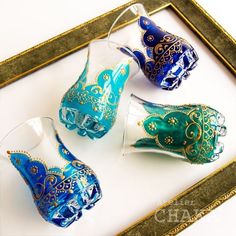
0 0 235 235
1 0 234 89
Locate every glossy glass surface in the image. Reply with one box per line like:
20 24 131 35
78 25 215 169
124 95 227 164
109 3 199 90
59 40 139 139
0 117 102 227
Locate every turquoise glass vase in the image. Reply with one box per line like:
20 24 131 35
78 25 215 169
59 40 139 139
124 95 227 164
0 117 102 227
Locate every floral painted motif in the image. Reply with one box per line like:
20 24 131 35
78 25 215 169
59 62 130 139
8 134 102 227
126 16 199 90
134 101 226 164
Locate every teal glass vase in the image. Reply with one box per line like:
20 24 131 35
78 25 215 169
59 40 139 139
124 95 227 164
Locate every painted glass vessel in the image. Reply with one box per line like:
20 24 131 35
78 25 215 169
59 40 139 139
124 95 226 164
0 117 102 227
108 3 199 90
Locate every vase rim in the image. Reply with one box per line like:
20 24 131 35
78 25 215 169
0 117 54 151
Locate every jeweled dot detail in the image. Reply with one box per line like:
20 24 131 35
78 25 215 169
168 117 178 125
137 121 143 126
165 136 174 144
62 148 69 155
30 166 38 174
148 122 157 131
120 68 126 75
147 35 154 42
48 177 54 183
69 189 74 194
103 74 109 80
81 177 88 185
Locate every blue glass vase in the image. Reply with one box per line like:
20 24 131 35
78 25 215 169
0 117 102 227
108 3 199 90
59 39 139 139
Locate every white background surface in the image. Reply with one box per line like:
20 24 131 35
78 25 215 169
0 1 235 235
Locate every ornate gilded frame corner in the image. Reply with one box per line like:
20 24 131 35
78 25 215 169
0 0 235 89
0 0 236 235
118 158 236 235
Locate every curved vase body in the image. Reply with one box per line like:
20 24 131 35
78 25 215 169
109 3 199 90
124 95 227 164
0 117 102 227
59 40 139 139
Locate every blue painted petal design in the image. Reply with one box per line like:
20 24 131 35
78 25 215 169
134 16 199 90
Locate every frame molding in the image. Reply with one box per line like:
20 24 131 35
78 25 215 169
118 159 236 235
0 1 236 235
0 0 235 89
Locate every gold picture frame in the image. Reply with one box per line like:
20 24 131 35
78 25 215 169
0 0 235 88
119 159 236 235
0 0 235 235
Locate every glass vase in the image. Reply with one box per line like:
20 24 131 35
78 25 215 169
123 95 227 164
0 117 102 227
59 39 139 139
108 3 199 90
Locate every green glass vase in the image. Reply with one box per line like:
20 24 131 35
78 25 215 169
124 95 226 164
